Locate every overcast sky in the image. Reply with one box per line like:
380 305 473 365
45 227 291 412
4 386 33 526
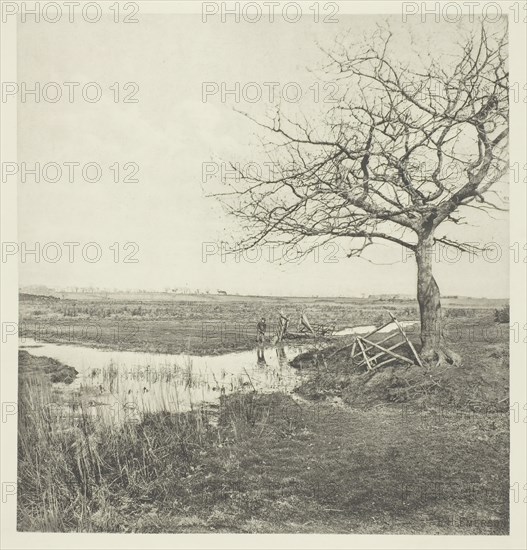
16 14 508 297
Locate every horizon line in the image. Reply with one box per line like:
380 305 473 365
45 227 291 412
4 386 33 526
18 287 509 301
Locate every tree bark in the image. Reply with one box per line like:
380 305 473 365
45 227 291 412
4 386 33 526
415 234 460 366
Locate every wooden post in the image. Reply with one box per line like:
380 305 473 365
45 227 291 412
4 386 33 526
357 337 372 370
277 311 289 342
388 312 424 368
350 339 357 362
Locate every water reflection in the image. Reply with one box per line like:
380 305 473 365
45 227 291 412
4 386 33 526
275 345 288 367
256 345 266 365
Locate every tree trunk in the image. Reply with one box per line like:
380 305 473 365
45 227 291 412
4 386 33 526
415 234 460 366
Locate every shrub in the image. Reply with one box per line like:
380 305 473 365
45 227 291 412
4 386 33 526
494 305 510 323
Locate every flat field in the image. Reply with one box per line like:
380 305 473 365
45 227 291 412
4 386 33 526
18 292 506 355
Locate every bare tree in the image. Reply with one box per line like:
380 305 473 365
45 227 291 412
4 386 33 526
215 23 508 366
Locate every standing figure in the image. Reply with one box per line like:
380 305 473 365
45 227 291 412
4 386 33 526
256 317 266 363
256 317 266 345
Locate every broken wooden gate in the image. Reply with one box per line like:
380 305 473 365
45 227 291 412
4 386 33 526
348 313 423 371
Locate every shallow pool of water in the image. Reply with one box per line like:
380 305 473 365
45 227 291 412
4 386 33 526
19 338 310 421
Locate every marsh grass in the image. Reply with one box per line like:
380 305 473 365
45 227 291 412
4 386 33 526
17 362 282 532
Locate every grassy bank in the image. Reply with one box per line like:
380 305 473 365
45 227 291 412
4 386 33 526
18 350 78 384
293 317 509 413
